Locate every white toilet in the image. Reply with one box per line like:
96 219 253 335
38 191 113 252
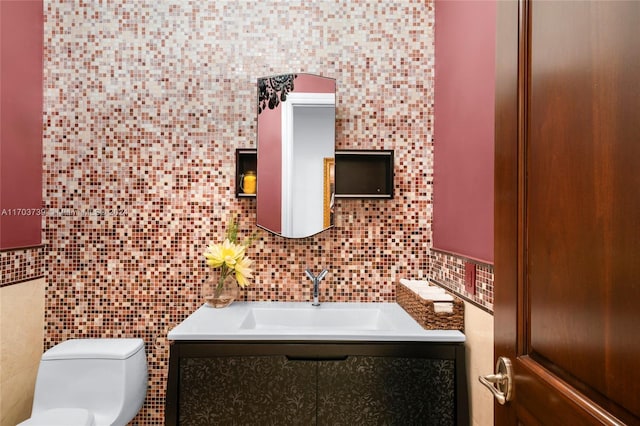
19 338 148 426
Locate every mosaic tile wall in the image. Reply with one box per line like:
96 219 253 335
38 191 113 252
429 250 494 312
0 247 45 288
42 1 437 423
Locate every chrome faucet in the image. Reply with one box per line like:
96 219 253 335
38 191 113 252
305 268 328 306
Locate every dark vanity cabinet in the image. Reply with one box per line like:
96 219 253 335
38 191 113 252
176 355 316 424
165 341 468 425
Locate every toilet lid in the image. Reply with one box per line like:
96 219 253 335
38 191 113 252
18 408 95 426
43 338 145 360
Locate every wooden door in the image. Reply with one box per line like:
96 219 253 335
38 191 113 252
493 1 640 424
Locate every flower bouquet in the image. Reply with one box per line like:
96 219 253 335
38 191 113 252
202 215 258 308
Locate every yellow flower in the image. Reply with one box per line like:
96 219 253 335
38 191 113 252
202 215 260 295
204 239 244 269
234 256 254 288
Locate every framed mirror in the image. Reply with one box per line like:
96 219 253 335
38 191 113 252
256 74 336 238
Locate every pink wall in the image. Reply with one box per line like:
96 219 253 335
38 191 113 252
433 0 495 264
0 0 43 249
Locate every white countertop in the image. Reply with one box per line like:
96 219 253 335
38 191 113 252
168 302 465 343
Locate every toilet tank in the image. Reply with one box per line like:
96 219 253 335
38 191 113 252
32 339 147 426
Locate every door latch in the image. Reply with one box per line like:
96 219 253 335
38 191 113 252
479 356 514 405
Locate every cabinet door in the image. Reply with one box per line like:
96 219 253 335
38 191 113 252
178 356 316 425
317 356 456 426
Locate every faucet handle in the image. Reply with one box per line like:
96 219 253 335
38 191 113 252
305 268 329 281
304 269 315 280
317 269 329 281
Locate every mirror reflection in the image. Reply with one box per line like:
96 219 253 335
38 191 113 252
256 74 336 238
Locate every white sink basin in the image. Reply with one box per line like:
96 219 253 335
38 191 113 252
240 306 392 331
168 302 466 342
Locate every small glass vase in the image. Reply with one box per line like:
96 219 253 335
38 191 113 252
202 271 239 308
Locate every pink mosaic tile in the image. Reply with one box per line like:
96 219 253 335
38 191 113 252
0 246 45 288
40 1 494 424
429 249 494 311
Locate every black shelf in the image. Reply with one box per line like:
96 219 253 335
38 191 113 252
235 148 394 199
335 150 394 199
235 148 257 198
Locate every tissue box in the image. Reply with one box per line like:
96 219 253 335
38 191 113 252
396 281 464 332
